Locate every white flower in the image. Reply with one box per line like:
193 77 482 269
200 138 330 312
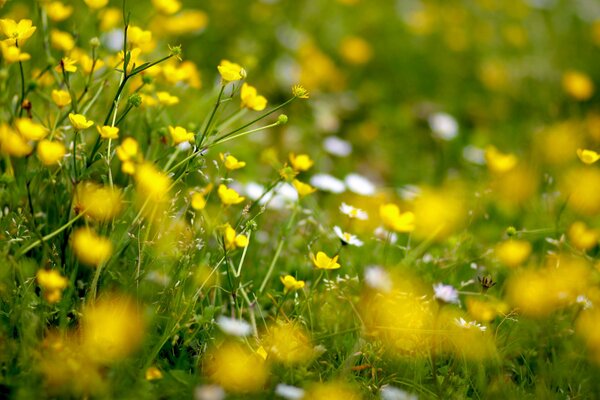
364 266 392 292
216 316 252 337
310 173 346 194
454 317 487 332
275 383 305 400
177 141 192 151
380 385 419 400
428 112 458 141
576 295 593 310
433 283 459 304
345 173 376 196
333 226 363 247
323 136 352 157
374 226 398 244
194 385 225 400
462 145 486 165
340 202 368 220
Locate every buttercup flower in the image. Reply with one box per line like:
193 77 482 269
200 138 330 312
15 118 48 141
71 227 113 266
0 42 30 63
577 149 600 165
51 89 71 107
312 251 341 270
281 275 305 292
289 153 314 172
218 184 245 205
0 19 36 45
292 84 309 99
379 203 415 232
37 140 66 166
45 2 74 22
240 83 267 111
220 153 246 170
292 179 317 197
37 269 68 303
217 60 246 83
69 113 94 130
57 57 77 73
84 0 109 9
97 125 119 139
168 126 195 145
222 223 249 250
116 137 140 174
485 146 517 173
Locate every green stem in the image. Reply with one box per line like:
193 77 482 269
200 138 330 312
199 85 225 146
208 121 281 148
17 212 84 257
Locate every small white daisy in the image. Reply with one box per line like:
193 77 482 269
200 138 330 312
380 384 419 400
364 266 392 292
275 383 305 400
333 226 364 247
428 112 458 141
216 316 252 337
340 202 368 220
433 283 459 304
310 173 346 193
374 226 398 244
345 173 376 196
454 317 487 332
323 136 352 157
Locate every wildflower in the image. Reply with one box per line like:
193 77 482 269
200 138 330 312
310 173 346 193
50 29 75 52
68 113 93 130
0 42 30 63
577 148 600 165
205 342 268 393
292 179 316 197
222 223 248 250
364 265 392 292
191 193 206 210
151 0 182 15
263 322 314 365
116 137 140 174
96 125 119 139
145 367 163 381
275 384 305 400
345 173 376 196
279 165 298 181
37 269 68 303
289 153 313 172
339 202 368 220
312 251 341 270
15 118 48 141
568 221 599 251
168 126 195 145
71 227 113 266
333 226 363 247
135 162 172 202
127 26 152 48
218 184 245 205
433 283 459 304
495 240 531 268
75 182 122 221
280 275 305 292
57 57 77 73
0 124 32 157
428 112 459 141
240 83 267 111
156 91 179 106
379 203 415 232
339 36 373 65
51 89 71 107
37 140 66 166
217 60 246 83
562 70 594 101
454 317 487 332
45 2 74 22
292 84 309 99
216 316 252 337
220 153 246 170
83 0 109 9
323 136 352 157
485 145 517 173
0 19 36 45
380 385 418 400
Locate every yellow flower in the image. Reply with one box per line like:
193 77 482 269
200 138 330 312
151 0 181 15
0 19 36 45
56 57 77 73
222 223 249 250
99 8 121 31
217 60 246 83
0 123 32 157
135 162 172 202
69 113 94 130
339 36 373 65
218 184 245 206
568 221 599 251
96 125 119 139
495 240 531 268
240 83 267 111
577 149 600 165
262 322 314 365
190 193 206 210
484 145 517 174
0 42 30 63
145 366 163 381
50 29 75 52
116 137 140 174
71 227 113 266
76 53 104 75
289 153 313 171
156 91 179 106
379 203 415 232
292 179 316 197
312 251 341 270
168 126 195 145
220 153 246 170
45 2 74 22
84 0 109 9
15 118 48 141
292 84 309 99
128 26 152 48
205 342 268 393
153 10 208 36
37 269 68 303
563 70 594 101
280 275 305 292
37 140 66 166
51 89 71 107
75 182 123 221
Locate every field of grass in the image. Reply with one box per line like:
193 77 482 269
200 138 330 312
1 0 600 398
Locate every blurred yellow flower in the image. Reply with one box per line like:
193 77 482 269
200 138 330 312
135 162 172 202
568 221 599 251
0 18 36 45
50 29 75 52
205 342 269 393
312 251 340 270
240 82 267 111
218 184 245 205
145 366 163 381
339 36 373 65
379 203 415 232
15 118 48 141
72 227 113 266
293 179 317 197
128 26 152 48
262 322 314 365
168 126 195 145
57 57 77 73
0 42 30 63
561 167 600 215
576 308 600 365
495 240 531 268
217 60 246 83
68 113 93 130
577 148 600 165
190 193 206 210
84 0 109 9
222 223 248 250
99 8 121 31
45 2 73 22
485 145 517 173
289 153 313 171
116 137 140 175
156 91 179 106
151 0 181 15
51 89 71 108
76 182 122 221
563 70 594 101
305 381 362 400
96 125 119 140
37 140 66 166
0 123 32 157
220 153 246 170
280 275 305 292
37 269 68 303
